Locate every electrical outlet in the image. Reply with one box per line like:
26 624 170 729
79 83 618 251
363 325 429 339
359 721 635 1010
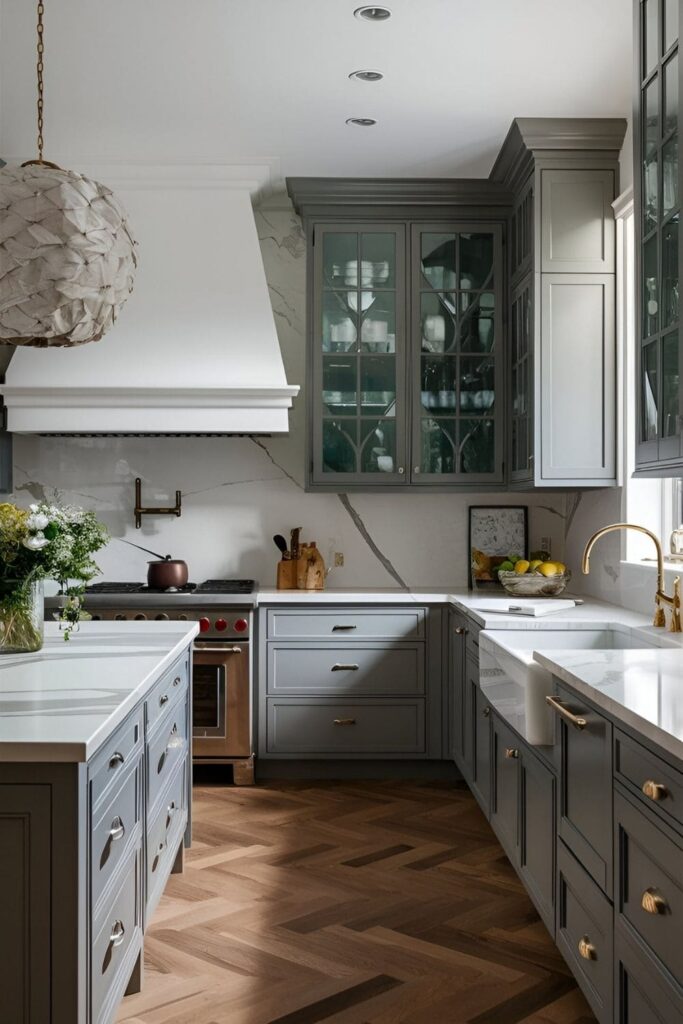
334 552 344 567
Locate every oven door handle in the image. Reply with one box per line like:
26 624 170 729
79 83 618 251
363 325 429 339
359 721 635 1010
193 643 244 653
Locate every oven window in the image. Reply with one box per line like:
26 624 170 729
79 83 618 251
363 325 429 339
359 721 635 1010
193 664 224 730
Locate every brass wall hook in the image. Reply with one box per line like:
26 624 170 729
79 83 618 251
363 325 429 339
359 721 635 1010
134 477 182 530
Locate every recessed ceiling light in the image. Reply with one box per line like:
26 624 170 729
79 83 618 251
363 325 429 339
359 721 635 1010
349 69 384 82
346 117 377 127
354 6 392 22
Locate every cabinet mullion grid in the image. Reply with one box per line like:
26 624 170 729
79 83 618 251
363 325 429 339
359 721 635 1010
639 0 680 457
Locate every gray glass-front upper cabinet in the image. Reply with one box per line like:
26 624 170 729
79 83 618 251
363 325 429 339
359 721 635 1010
312 224 408 483
493 118 627 489
287 176 510 490
411 225 503 484
635 0 683 474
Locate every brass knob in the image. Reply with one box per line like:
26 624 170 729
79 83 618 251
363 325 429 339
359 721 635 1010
642 780 668 802
641 888 667 915
578 936 596 961
483 706 491 717
505 748 518 759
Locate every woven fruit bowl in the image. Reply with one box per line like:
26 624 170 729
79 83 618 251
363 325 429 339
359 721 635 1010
498 570 572 598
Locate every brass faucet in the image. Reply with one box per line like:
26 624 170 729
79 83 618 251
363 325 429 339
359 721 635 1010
582 523 681 633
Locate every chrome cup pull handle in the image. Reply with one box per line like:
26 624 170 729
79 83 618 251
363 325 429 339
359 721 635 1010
159 694 169 707
109 751 125 769
109 920 125 947
331 663 359 671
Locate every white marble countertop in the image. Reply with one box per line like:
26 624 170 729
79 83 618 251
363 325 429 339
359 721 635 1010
0 621 199 763
534 648 683 764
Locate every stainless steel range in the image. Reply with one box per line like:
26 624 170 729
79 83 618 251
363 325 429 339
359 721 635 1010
57 579 257 784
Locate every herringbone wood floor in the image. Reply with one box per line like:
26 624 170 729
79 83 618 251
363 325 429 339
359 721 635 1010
117 778 596 1024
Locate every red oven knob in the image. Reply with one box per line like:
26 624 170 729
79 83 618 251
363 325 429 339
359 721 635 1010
199 617 211 633
215 618 227 631
234 618 248 633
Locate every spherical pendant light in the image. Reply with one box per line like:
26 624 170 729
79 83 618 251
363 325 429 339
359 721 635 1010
0 2 137 347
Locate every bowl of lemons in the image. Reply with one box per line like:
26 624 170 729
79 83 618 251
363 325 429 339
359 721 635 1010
496 553 571 597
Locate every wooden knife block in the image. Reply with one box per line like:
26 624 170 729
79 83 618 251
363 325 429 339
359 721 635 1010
276 558 298 590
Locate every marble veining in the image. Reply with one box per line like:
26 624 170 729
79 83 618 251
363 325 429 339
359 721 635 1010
7 194 569 592
0 622 198 762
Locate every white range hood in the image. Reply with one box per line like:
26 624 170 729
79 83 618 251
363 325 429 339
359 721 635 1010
1 164 299 434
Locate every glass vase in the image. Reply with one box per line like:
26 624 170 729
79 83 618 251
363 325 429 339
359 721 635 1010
0 580 45 654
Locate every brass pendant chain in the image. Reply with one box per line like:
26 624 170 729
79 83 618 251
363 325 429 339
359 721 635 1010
36 0 45 162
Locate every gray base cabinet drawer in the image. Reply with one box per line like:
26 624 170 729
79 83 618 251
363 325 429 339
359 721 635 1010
147 698 189 815
557 840 613 1024
267 643 424 696
146 762 187 921
146 652 190 734
267 699 425 755
615 789 683 987
616 924 683 1024
91 848 142 1024
91 756 142 913
615 729 683 833
90 707 144 811
267 608 425 640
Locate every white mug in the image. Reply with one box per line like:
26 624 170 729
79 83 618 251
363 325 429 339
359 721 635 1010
377 454 394 472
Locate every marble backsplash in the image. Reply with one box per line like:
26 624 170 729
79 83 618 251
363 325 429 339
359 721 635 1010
8 195 570 590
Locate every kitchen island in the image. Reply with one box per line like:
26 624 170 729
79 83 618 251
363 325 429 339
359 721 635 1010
0 621 197 1024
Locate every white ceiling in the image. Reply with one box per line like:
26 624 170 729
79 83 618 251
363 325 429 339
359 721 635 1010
1 0 632 181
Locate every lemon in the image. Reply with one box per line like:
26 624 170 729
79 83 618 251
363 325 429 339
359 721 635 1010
554 562 567 574
537 561 560 577
529 559 543 572
514 559 530 574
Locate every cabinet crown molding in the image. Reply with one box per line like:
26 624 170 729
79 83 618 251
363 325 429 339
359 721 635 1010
286 177 513 217
491 117 628 191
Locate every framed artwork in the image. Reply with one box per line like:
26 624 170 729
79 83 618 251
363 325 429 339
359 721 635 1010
468 505 529 590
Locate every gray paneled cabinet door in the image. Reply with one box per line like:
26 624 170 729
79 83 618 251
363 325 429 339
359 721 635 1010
634 0 683 475
552 684 614 896
518 746 555 933
470 674 492 816
0 785 51 1023
491 716 520 858
449 612 468 767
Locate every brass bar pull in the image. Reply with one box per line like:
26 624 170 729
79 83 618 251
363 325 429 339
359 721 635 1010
641 888 667 915
109 816 125 842
332 624 357 631
505 748 519 759
578 936 596 961
331 663 359 671
334 718 356 726
545 695 587 730
109 921 125 948
642 779 669 802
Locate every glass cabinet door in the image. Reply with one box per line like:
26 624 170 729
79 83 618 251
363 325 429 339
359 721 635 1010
510 276 534 481
411 224 503 483
312 225 406 483
637 0 682 468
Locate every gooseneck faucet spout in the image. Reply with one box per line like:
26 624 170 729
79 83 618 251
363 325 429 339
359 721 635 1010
582 523 681 632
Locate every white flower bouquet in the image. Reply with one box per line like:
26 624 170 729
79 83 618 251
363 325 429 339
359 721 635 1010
0 500 108 650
